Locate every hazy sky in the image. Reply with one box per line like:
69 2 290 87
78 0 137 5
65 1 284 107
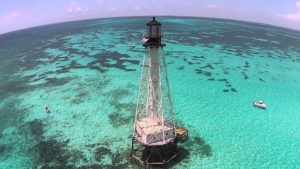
1 0 300 34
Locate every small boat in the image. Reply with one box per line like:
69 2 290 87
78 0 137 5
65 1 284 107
253 100 267 109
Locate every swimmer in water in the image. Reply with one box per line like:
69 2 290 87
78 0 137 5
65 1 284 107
45 105 50 113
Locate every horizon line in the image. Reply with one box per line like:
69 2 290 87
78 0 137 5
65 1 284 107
1 15 299 36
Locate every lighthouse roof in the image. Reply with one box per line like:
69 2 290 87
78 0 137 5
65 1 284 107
147 17 161 26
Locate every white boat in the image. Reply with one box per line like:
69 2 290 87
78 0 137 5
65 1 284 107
253 100 267 109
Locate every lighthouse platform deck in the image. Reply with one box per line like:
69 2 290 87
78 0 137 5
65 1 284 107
135 117 175 146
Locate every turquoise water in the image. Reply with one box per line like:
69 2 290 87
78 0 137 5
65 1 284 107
0 16 300 168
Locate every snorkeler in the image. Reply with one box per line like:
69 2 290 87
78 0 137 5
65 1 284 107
45 105 50 113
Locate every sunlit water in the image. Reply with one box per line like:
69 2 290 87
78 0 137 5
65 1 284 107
0 16 300 168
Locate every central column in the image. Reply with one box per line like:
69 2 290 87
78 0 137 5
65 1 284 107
149 47 160 119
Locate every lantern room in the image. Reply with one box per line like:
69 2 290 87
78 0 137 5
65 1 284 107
146 17 161 38
143 17 163 47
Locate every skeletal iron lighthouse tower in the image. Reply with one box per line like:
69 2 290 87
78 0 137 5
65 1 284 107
131 17 178 167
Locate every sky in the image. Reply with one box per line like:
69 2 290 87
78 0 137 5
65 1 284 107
0 0 300 34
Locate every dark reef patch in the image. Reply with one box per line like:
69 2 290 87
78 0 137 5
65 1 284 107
223 89 229 92
70 98 82 105
111 149 131 169
175 136 212 165
91 77 110 90
107 88 134 127
110 88 130 101
168 61 175 65
223 70 230 75
0 144 9 156
207 78 215 81
89 52 140 72
125 83 136 90
108 112 132 128
164 133 212 167
215 78 238 93
0 144 12 161
222 67 230 75
29 119 44 139
200 63 214 69
114 103 135 112
0 144 6 155
36 139 70 168
259 78 265 82
89 65 108 73
95 146 111 162
241 71 249 80
56 66 71 74
217 78 229 83
77 91 88 98
0 101 24 134
68 149 87 166
0 75 33 100
195 68 212 77
69 60 87 69
187 61 196 65
42 50 140 74
244 61 250 68
85 142 101 149
192 137 212 157
94 146 133 169
177 66 184 70
45 77 74 87
192 56 206 60
230 88 238 92
76 164 103 169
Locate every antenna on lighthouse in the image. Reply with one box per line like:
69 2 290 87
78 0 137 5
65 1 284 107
131 17 178 167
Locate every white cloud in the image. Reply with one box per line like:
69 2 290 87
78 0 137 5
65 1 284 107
2 12 21 23
286 1 300 21
68 1 87 13
207 4 217 10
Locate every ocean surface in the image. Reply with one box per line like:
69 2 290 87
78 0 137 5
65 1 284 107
0 16 300 169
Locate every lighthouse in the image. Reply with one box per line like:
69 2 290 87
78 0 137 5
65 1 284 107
131 17 178 167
